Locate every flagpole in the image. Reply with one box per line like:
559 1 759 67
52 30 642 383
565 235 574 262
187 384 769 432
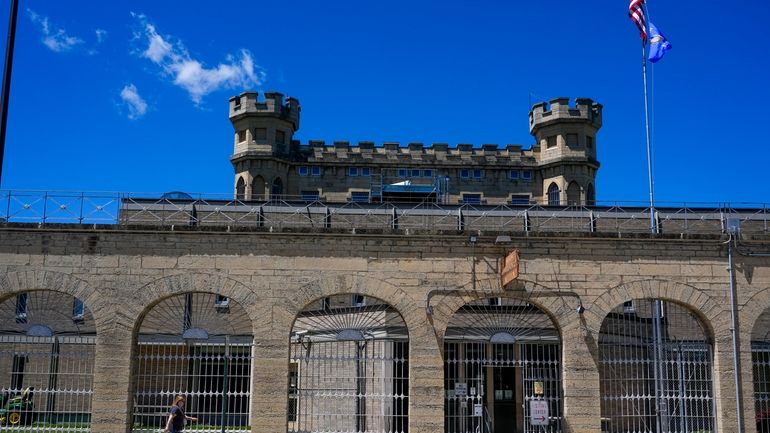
641 18 656 234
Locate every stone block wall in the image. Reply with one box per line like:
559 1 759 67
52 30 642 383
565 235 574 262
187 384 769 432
0 224 768 433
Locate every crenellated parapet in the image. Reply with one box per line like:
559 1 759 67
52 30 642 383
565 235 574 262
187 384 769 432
229 91 300 130
529 97 602 135
300 141 536 165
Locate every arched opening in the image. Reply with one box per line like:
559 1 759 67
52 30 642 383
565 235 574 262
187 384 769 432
751 307 770 432
131 293 254 432
288 294 409 433
251 176 265 201
444 297 562 433
271 177 284 199
599 299 715 433
547 183 560 206
566 181 581 206
586 184 596 206
235 177 246 201
0 291 96 430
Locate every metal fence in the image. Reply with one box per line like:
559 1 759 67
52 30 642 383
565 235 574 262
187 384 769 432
1 190 769 236
289 294 409 433
132 293 254 433
599 299 715 433
0 291 96 432
444 297 562 433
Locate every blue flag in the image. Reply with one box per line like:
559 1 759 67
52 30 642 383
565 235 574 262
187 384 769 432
648 23 672 63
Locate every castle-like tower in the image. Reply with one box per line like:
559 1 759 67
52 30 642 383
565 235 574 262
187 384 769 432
228 91 602 206
529 97 602 205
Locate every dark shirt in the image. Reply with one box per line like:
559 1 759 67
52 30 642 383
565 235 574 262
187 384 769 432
170 405 185 431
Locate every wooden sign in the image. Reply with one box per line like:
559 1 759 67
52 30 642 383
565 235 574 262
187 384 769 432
500 249 520 287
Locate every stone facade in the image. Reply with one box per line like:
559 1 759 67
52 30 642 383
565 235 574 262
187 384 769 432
0 224 769 433
228 92 600 206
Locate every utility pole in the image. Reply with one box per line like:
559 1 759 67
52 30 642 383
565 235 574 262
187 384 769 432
0 0 20 187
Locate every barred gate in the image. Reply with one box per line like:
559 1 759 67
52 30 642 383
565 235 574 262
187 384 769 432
599 299 715 433
0 291 96 432
132 293 254 433
751 307 770 433
444 297 562 433
288 294 409 433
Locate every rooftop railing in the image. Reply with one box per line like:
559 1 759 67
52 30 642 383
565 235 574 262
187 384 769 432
1 190 768 236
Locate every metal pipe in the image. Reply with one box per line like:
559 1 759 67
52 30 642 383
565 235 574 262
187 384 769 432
728 236 745 433
0 0 19 187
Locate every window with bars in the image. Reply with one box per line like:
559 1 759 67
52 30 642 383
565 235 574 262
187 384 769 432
254 127 267 141
462 194 482 205
350 191 370 203
566 133 579 147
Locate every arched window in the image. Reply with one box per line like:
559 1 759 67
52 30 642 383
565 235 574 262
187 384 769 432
586 184 596 206
251 176 265 201
752 307 770 432
132 293 254 432
0 291 96 429
289 294 409 433
271 177 283 199
444 297 562 433
235 177 246 200
599 299 715 433
547 183 560 206
566 181 581 206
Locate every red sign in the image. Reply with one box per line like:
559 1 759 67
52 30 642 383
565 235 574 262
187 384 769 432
500 249 520 287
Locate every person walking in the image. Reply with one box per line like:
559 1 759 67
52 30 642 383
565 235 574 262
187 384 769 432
163 395 197 433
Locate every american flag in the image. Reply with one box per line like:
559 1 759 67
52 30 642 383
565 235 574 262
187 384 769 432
628 0 648 41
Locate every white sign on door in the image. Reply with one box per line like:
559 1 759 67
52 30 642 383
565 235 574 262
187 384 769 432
454 383 467 397
473 403 483 417
529 399 549 426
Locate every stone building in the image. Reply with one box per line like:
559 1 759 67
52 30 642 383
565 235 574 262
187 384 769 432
0 92 769 433
228 92 600 206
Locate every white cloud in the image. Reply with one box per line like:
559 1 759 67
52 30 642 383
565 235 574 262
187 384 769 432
27 9 84 53
95 29 107 44
120 84 148 119
132 13 265 104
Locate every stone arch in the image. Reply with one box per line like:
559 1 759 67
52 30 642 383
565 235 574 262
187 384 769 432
251 175 266 200
566 181 581 206
586 279 725 337
547 182 560 206
737 287 770 431
0 270 110 330
739 287 770 342
130 272 266 336
591 279 727 433
236 176 246 200
586 183 596 206
435 277 571 433
0 271 101 429
287 277 415 433
271 176 284 198
130 274 262 432
285 274 420 333
428 277 579 340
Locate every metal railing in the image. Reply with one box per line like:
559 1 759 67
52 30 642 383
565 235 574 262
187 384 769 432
1 190 768 236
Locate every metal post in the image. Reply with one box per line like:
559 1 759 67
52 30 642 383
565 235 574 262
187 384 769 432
728 237 745 433
221 336 229 433
652 299 665 433
0 0 19 187
641 42 656 234
46 336 60 424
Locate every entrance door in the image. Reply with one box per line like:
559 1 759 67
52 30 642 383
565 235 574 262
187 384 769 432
490 366 517 433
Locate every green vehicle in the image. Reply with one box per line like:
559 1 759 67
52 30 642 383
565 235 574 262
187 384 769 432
0 387 34 426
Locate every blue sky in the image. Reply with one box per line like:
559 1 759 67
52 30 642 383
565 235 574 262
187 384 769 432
0 0 768 205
